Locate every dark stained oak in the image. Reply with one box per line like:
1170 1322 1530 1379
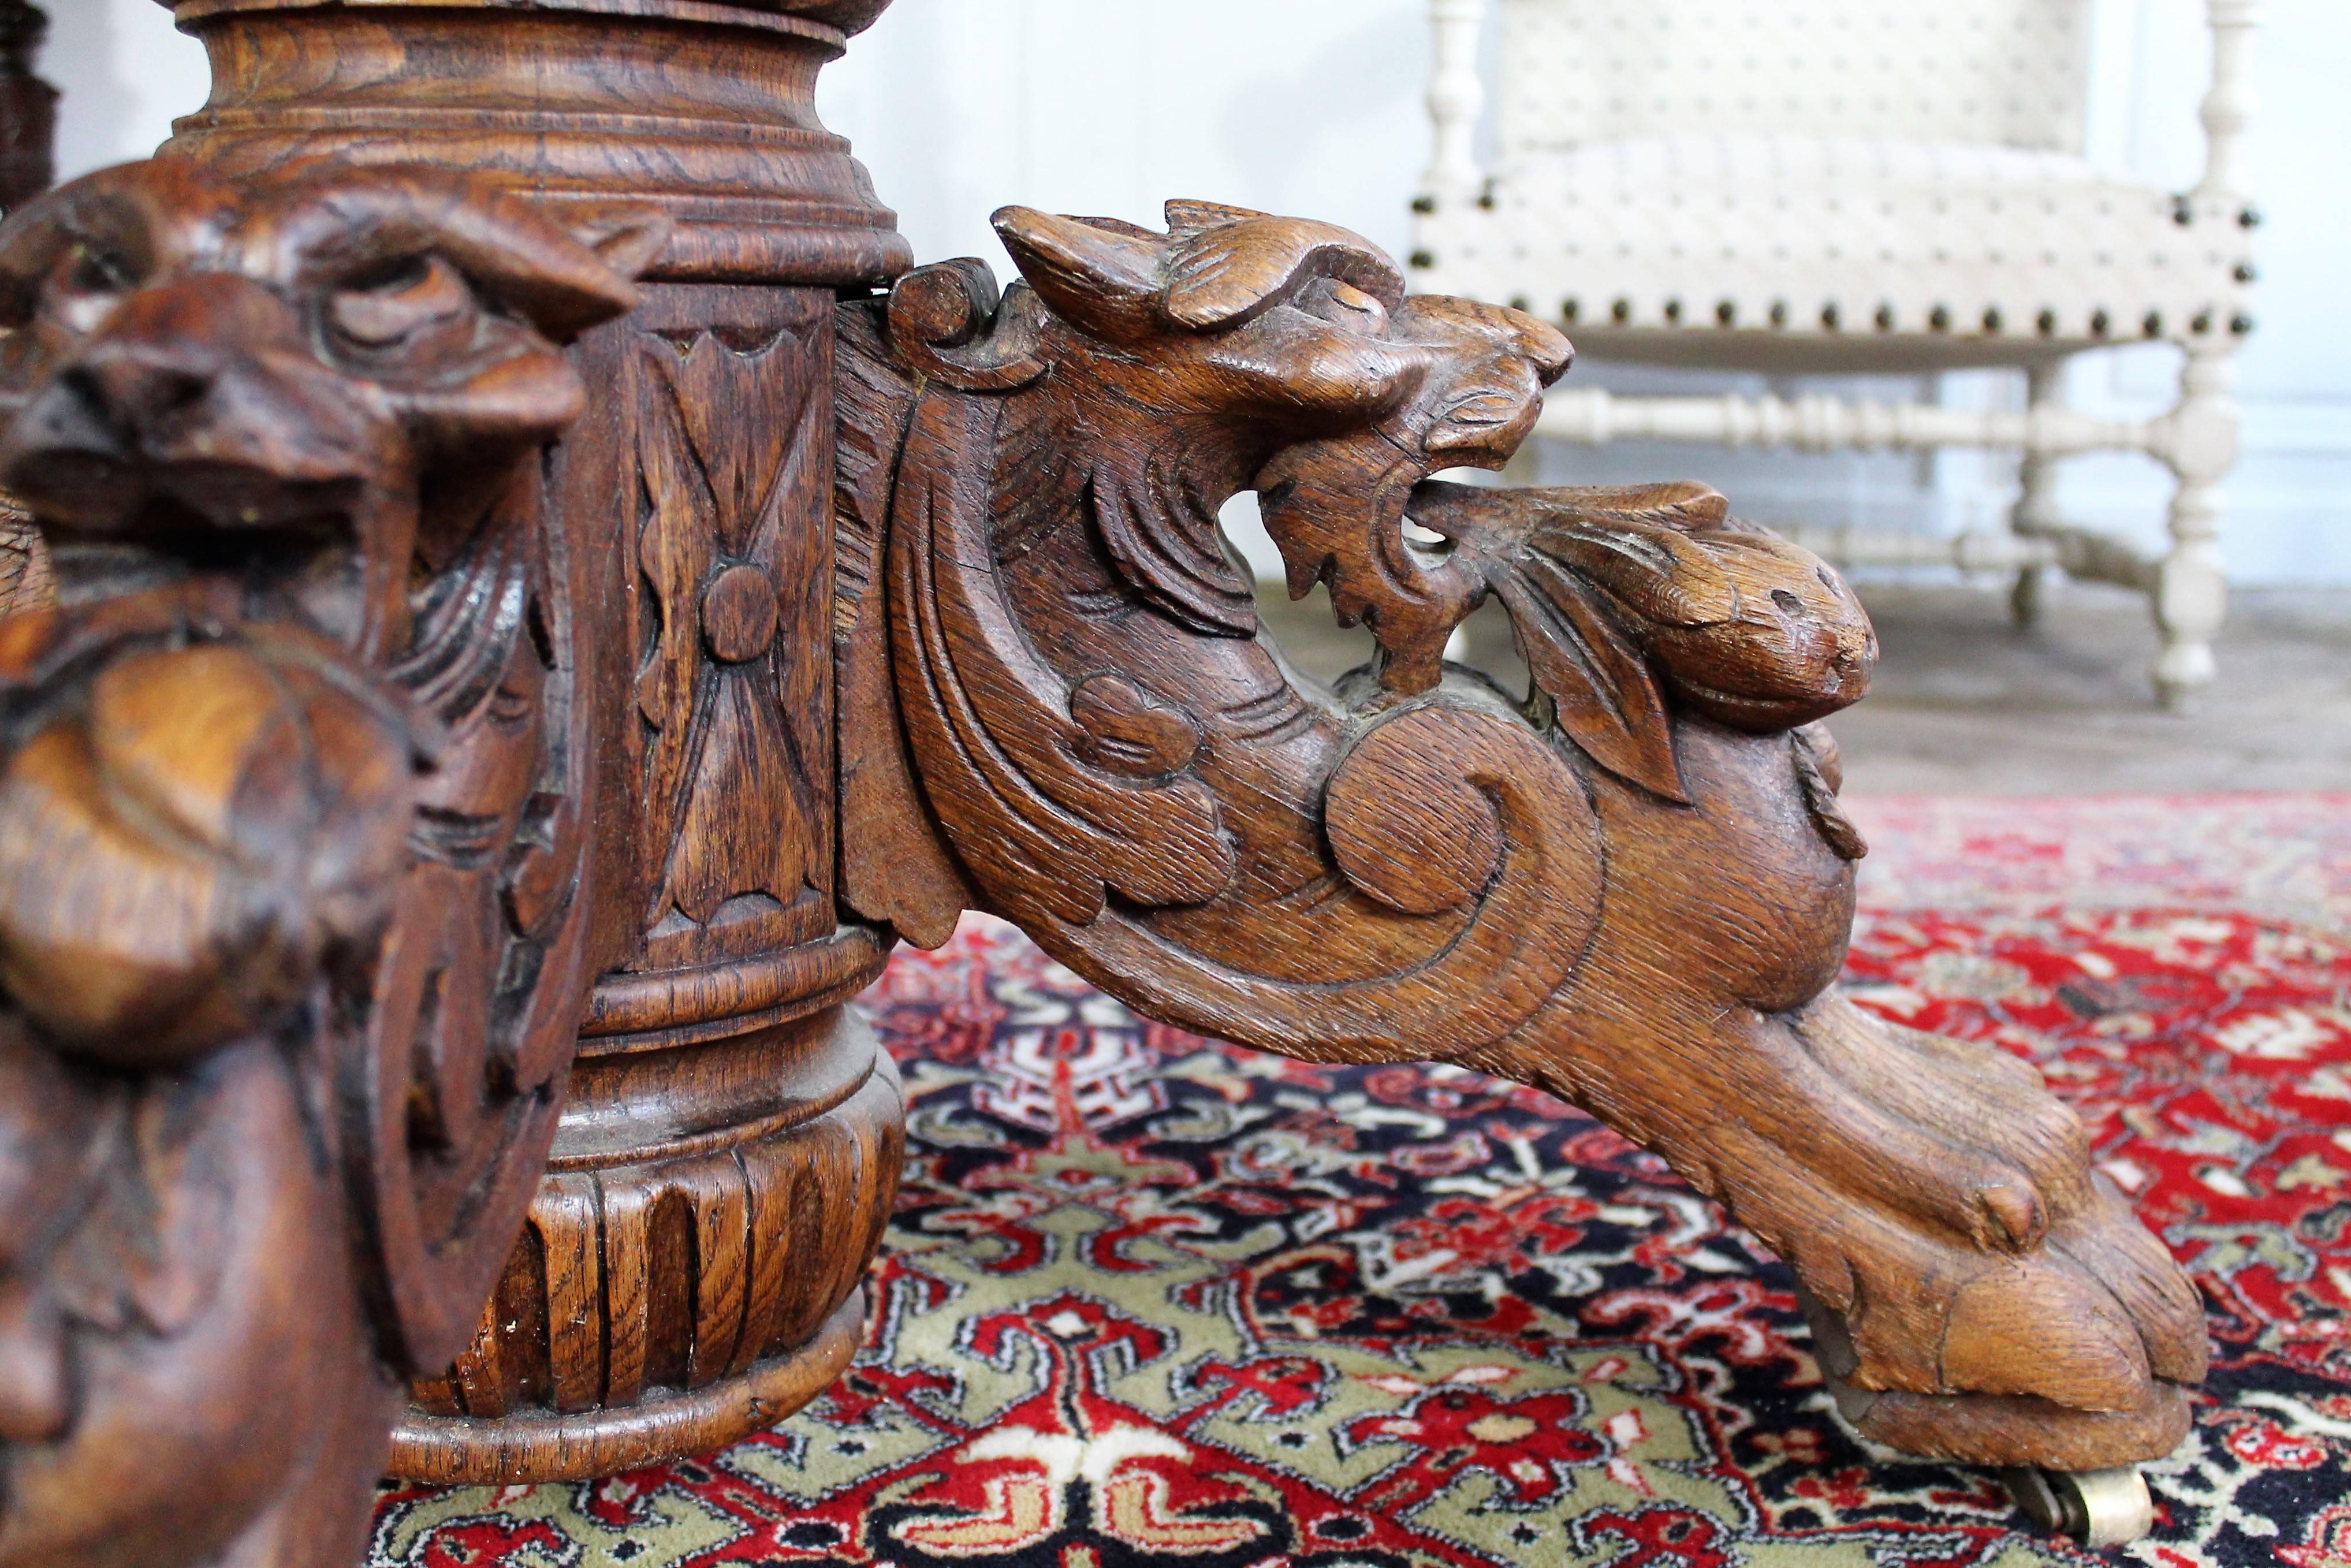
0 2 2207 1562
0 0 49 617
0 3 48 217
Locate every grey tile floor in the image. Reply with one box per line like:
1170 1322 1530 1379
1812 584 2351 795
1255 580 2351 796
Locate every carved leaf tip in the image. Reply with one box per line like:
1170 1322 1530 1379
996 198 1410 340
1794 727 1868 861
1164 198 1270 236
991 207 1163 340
1494 561 1689 805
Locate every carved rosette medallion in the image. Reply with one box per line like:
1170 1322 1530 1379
392 285 904 1482
628 300 836 970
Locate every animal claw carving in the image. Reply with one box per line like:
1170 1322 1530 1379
843 196 2208 1476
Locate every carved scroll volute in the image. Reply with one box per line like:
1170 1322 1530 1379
0 160 658 1565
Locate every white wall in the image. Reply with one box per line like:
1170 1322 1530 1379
43 0 2350 585
46 0 207 183
1478 0 2351 586
2055 0 2351 585
816 0 1429 282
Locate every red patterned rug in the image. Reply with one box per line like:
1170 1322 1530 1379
371 793 2351 1568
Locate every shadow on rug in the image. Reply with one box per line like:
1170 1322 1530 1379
371 794 2351 1567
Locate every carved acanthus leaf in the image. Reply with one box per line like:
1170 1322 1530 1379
1491 553 1688 803
891 386 1238 929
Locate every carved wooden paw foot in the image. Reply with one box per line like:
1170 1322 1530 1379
1468 713 2205 1476
831 198 2210 1502
1774 1004 2205 1472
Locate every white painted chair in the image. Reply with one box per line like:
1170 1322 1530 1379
1414 0 2260 707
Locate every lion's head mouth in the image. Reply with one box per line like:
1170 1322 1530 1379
0 159 664 644
0 277 381 588
0 278 390 631
5 482 366 601
10 469 363 545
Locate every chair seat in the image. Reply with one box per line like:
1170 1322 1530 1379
1419 135 2255 372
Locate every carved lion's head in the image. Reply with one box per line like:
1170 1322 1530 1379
882 199 1869 754
992 199 1571 464
0 160 662 658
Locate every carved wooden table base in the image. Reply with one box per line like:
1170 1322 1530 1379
0 1 2205 1562
835 202 2204 1475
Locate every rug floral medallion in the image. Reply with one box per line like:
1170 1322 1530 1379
371 795 2351 1567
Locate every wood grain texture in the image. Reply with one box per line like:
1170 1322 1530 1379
0 158 640 1566
389 1283 872 1487
0 490 39 621
0 0 2206 1535
847 200 2209 1473
612 285 840 974
389 273 904 1483
163 0 909 286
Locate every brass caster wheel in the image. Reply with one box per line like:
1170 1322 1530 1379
1999 1465 2155 1548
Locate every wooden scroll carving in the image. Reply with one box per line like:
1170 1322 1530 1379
837 202 2209 1473
0 159 656 1566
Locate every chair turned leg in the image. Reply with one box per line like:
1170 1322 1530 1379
2009 363 2066 630
2153 344 2240 711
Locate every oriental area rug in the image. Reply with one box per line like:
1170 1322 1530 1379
371 792 2351 1568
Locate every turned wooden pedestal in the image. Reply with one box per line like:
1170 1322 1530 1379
163 0 912 1482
